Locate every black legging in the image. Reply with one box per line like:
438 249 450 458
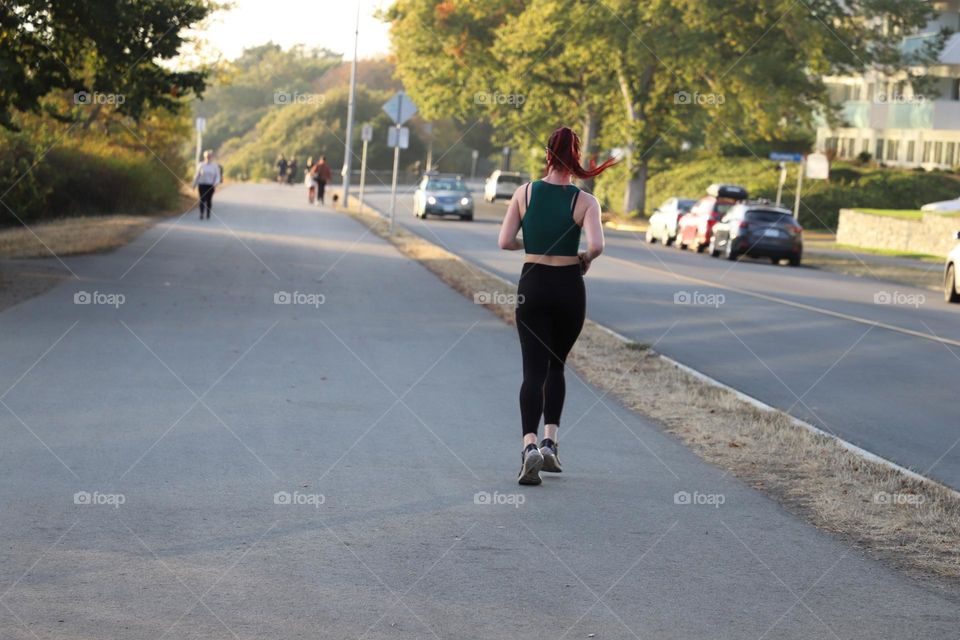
198 184 215 218
515 262 586 436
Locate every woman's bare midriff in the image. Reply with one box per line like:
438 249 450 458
523 254 580 266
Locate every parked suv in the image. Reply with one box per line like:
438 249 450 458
677 184 748 252
708 204 803 265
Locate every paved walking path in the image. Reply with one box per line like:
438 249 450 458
1 183 957 639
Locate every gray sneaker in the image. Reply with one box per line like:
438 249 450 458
539 438 562 473
518 444 544 485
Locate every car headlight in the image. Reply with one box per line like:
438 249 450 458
427 196 436 205
460 197 470 206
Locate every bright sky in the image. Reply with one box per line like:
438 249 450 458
197 0 393 61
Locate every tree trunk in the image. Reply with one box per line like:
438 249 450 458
82 102 103 129
622 158 647 216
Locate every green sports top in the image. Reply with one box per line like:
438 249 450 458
520 180 582 256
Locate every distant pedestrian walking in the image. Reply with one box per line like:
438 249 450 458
192 150 223 220
287 158 298 185
497 126 616 485
305 156 317 203
276 154 288 184
312 155 332 205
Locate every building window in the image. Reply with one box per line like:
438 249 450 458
862 138 870 154
923 141 932 162
887 140 899 161
906 141 915 162
935 141 944 164
875 139 885 160
948 142 957 166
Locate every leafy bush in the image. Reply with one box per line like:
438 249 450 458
596 156 960 230
1 118 183 226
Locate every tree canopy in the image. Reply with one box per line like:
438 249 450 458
0 0 216 130
384 0 945 213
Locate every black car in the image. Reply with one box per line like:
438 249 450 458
708 204 803 265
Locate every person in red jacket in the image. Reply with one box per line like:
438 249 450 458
311 156 332 205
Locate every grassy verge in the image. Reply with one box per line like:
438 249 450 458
0 192 195 260
829 243 943 262
853 208 960 219
804 253 943 292
338 199 960 580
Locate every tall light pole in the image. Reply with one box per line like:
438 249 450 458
340 2 360 207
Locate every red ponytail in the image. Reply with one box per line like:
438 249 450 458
545 126 617 179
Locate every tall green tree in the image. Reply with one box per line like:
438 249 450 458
0 0 216 130
385 0 943 215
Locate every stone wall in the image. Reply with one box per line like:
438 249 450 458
835 209 960 257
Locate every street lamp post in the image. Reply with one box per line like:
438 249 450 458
340 2 360 207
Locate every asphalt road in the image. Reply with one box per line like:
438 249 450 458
363 183 960 490
2 183 958 638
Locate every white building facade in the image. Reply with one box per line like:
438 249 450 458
816 5 960 169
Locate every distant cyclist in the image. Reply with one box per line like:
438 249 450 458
497 126 615 485
192 150 222 220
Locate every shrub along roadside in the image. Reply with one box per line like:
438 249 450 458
593 156 960 230
1 116 187 228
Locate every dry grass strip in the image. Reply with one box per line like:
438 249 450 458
341 201 960 580
0 192 197 259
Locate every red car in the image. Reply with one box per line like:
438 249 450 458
676 184 748 253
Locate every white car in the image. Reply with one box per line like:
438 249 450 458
484 170 527 202
922 198 960 212
945 230 960 303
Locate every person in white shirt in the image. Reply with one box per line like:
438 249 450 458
192 150 222 220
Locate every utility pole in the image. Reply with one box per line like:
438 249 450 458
340 2 360 207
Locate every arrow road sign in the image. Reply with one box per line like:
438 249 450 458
382 91 417 126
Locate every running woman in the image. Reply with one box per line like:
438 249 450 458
497 126 615 485
192 150 222 220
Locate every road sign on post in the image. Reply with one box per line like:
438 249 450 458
383 91 418 232
387 127 410 149
382 91 417 125
789 152 828 219
805 153 830 180
769 151 802 163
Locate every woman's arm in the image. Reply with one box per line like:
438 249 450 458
578 194 604 272
498 185 526 251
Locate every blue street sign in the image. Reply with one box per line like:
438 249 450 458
769 152 803 163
